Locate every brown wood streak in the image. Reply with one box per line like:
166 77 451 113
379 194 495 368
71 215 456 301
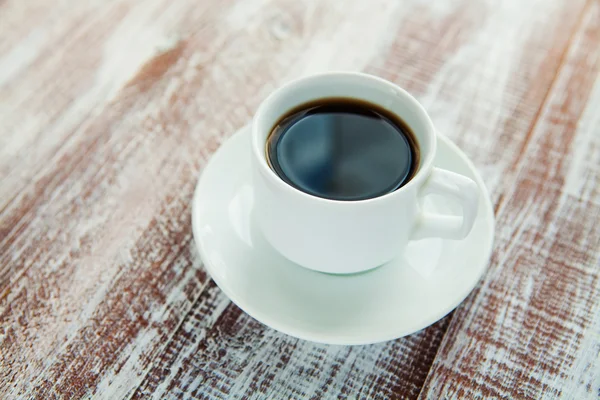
0 1 132 186
420 1 600 398
0 0 598 399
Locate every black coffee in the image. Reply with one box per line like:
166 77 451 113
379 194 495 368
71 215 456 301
266 98 419 201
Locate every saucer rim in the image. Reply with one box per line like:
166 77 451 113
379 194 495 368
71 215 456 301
192 125 495 345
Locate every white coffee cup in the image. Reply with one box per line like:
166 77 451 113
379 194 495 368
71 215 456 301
251 72 479 274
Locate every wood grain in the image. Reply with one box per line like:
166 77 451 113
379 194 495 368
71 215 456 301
131 281 452 399
0 0 598 398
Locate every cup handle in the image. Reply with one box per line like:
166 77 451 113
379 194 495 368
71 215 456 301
412 167 479 240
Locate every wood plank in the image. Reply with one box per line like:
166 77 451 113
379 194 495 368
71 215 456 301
420 1 600 398
1 0 154 198
0 0 594 398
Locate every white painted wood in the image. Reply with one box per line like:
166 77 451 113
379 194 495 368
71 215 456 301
1 0 598 398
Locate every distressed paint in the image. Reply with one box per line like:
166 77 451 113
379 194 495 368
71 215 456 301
0 0 598 399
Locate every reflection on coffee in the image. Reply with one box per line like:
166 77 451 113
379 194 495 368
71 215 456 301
266 98 419 201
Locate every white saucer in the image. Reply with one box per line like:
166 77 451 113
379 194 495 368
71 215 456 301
192 125 495 345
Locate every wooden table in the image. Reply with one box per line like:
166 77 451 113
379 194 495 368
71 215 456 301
1 0 599 398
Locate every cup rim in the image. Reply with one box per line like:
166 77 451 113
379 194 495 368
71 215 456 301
251 71 437 205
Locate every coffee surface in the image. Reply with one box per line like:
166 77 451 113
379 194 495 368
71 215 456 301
266 98 419 201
